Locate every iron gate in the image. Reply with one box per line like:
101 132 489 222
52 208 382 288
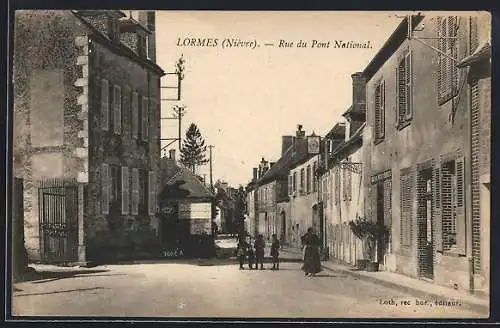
38 179 79 263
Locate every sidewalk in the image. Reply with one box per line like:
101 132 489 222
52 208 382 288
280 247 489 315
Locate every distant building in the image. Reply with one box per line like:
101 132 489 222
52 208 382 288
13 10 164 264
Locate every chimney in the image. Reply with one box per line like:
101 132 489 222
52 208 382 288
169 149 176 160
296 124 306 138
253 168 258 181
282 136 294 155
138 11 156 62
351 72 367 106
345 120 351 142
258 167 262 178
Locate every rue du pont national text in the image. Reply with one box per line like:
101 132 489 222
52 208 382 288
176 37 373 49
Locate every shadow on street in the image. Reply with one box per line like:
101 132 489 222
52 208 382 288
16 269 111 283
14 287 107 297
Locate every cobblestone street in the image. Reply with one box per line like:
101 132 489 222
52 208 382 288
12 261 486 319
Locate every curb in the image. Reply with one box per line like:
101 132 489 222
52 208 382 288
320 263 489 315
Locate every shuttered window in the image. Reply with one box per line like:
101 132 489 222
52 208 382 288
288 175 293 196
121 166 129 215
400 169 412 247
142 97 149 142
312 162 317 192
131 168 139 215
101 163 110 215
113 85 122 134
131 92 138 140
470 16 479 55
471 80 481 272
440 156 465 254
397 51 412 127
306 165 311 194
300 168 305 194
101 79 109 131
335 168 340 205
374 80 385 142
432 160 442 252
347 163 352 202
148 171 156 215
292 172 297 193
437 16 459 104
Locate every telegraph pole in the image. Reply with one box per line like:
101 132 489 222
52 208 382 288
208 145 214 192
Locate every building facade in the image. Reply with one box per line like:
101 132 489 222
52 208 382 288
13 10 164 263
362 13 490 294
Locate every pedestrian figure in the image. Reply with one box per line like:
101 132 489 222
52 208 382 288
270 234 280 270
301 228 322 277
237 237 248 270
254 234 265 270
247 240 256 269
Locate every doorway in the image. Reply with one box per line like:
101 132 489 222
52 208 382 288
280 211 286 245
418 168 434 279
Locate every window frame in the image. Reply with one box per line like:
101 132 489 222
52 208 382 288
396 48 413 130
374 79 386 144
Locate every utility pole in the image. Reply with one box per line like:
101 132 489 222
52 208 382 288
208 145 214 192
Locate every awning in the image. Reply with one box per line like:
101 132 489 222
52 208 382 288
457 41 491 68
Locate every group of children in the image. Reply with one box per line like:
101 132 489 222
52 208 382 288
237 234 281 270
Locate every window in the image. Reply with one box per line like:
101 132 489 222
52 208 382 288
101 79 109 131
441 157 465 253
131 92 139 139
137 35 147 57
400 169 413 247
343 160 352 202
293 172 297 193
121 167 129 215
335 168 340 205
312 162 317 192
141 96 149 142
148 171 156 215
397 50 412 128
288 174 293 196
374 80 385 142
113 85 122 135
110 165 121 204
300 168 305 194
139 170 148 215
437 16 458 104
306 165 311 193
131 168 139 215
101 163 110 215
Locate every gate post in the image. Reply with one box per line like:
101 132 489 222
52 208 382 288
77 183 86 264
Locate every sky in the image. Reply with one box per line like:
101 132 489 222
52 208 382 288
155 11 406 187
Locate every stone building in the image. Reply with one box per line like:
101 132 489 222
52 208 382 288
362 13 490 295
13 10 165 263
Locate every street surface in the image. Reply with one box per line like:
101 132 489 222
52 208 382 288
12 261 485 318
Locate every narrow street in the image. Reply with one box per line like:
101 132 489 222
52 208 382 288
12 261 483 318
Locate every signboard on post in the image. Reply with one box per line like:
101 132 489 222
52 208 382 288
307 135 321 154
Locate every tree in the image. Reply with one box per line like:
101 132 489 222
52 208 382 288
179 123 209 173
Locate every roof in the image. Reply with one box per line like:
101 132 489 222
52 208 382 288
256 145 295 186
324 122 346 139
329 123 365 162
457 41 491 68
72 11 165 76
159 158 215 199
362 14 424 82
342 104 366 118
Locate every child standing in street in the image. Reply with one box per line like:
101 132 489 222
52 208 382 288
237 237 247 270
270 234 280 270
247 240 256 270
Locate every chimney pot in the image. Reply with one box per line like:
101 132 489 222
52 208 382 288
169 149 176 160
351 72 367 105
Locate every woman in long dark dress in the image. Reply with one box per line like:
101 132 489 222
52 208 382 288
301 228 322 277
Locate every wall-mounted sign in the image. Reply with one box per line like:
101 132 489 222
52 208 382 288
307 136 321 154
179 202 212 220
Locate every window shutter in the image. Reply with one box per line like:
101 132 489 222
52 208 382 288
437 17 445 101
101 79 109 131
114 85 122 134
455 156 466 254
131 92 138 139
347 165 352 202
470 16 478 55
288 175 292 196
380 81 385 138
142 97 149 141
121 166 129 215
374 84 381 139
405 51 412 120
131 168 139 215
335 169 340 205
101 163 109 215
450 16 459 96
432 159 442 252
397 58 407 125
148 170 156 215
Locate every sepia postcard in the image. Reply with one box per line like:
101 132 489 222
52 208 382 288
9 10 491 321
